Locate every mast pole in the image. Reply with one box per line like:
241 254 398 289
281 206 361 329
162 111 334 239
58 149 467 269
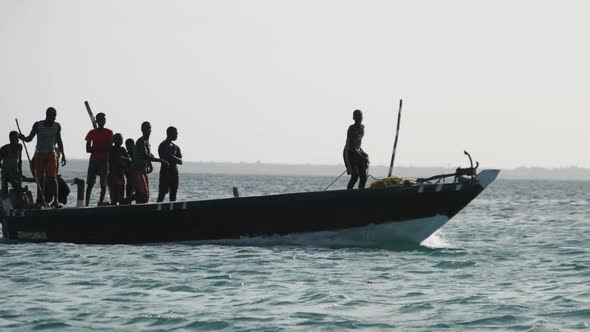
388 99 403 177
15 118 47 206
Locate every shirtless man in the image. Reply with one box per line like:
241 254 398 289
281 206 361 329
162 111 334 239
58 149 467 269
157 127 183 202
129 122 168 203
343 109 369 189
124 138 135 202
108 133 131 205
0 131 24 197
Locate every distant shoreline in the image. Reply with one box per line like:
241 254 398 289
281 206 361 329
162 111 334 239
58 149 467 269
51 159 590 181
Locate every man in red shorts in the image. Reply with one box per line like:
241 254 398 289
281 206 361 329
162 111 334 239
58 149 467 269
19 107 67 207
108 133 131 205
129 122 168 204
85 112 113 206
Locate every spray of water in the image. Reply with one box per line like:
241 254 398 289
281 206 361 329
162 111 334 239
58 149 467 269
421 231 457 249
188 222 457 251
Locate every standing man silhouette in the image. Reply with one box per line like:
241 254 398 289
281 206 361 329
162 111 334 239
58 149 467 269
108 133 131 205
130 121 168 204
85 112 113 206
124 138 135 202
18 107 67 206
157 126 183 202
0 131 24 197
343 109 369 189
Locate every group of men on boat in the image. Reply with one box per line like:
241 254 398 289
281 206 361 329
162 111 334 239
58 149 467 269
81 113 183 206
0 107 183 208
1 107 368 208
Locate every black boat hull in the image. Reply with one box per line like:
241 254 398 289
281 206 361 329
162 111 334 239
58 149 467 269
1 170 499 244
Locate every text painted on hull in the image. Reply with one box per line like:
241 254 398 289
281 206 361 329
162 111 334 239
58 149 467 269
17 232 48 241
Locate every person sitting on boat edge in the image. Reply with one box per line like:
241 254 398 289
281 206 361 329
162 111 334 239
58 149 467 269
108 133 131 205
54 148 70 206
18 107 67 207
130 121 169 204
0 131 25 198
157 126 183 202
124 138 135 203
343 109 369 189
85 112 113 206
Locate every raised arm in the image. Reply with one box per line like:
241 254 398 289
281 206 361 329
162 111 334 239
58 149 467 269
19 122 38 143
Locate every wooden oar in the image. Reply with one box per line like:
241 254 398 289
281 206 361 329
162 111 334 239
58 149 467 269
15 118 47 206
323 170 347 191
84 101 97 129
387 99 403 177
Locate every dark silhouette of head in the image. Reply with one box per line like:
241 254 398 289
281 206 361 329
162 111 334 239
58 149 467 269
166 126 178 141
141 121 152 138
125 138 135 153
46 107 57 123
9 131 18 145
353 109 363 124
113 133 123 146
96 113 106 129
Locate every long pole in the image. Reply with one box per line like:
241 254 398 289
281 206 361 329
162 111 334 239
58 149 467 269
15 118 47 206
85 101 98 129
323 170 347 191
388 99 403 177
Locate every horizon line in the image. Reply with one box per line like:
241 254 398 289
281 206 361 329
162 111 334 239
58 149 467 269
58 158 590 171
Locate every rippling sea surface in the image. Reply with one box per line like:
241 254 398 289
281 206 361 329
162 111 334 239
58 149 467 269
1 172 589 331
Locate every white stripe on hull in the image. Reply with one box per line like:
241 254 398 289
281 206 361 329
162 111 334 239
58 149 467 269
356 214 450 243
198 214 450 246
477 169 500 188
294 215 449 244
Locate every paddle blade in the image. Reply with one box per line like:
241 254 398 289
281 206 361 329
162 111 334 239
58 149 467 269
84 101 97 129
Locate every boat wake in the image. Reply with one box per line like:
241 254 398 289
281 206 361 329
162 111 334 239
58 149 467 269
188 221 457 251
420 231 456 249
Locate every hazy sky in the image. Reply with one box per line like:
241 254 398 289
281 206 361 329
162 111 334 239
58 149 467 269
1 0 588 169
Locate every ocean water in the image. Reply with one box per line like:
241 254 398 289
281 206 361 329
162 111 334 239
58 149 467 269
1 172 589 331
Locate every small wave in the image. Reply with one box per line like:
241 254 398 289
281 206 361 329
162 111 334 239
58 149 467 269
29 320 72 330
181 321 231 330
432 260 478 269
398 302 435 313
180 223 453 251
421 231 458 249
121 314 188 330
541 308 590 319
456 314 523 326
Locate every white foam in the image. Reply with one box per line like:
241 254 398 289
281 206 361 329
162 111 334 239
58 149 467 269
420 231 456 249
194 215 451 249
